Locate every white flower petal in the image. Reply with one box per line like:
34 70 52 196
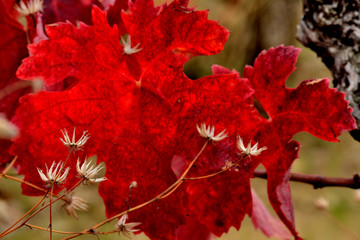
77 157 106 184
60 128 89 151
237 136 267 156
121 35 142 55
196 123 227 142
37 161 69 185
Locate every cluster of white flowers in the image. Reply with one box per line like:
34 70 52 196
195 123 266 157
15 0 43 16
36 128 108 219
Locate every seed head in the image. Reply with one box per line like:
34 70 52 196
37 161 69 185
237 136 267 156
115 213 141 237
76 157 106 183
196 123 227 142
63 195 88 219
355 190 360 204
314 196 329 211
60 128 89 151
121 35 142 55
222 160 234 171
129 181 137 189
15 0 43 16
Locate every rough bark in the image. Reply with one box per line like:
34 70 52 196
296 0 360 140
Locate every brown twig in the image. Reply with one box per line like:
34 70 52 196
254 169 360 189
0 156 17 180
50 185 54 240
0 150 79 238
25 223 121 236
2 174 47 193
0 179 84 238
0 191 49 237
25 224 79 235
61 140 210 240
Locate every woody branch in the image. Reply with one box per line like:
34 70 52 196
254 169 360 189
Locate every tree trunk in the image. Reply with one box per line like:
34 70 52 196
296 0 360 140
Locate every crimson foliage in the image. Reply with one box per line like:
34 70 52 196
1 0 356 239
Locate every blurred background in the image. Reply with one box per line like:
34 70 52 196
1 0 360 239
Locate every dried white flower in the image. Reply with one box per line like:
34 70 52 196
355 189 360 204
60 128 89 151
121 35 142 55
37 161 69 185
129 181 137 189
63 195 88 219
76 157 106 183
222 160 233 171
237 136 267 156
115 213 141 237
196 123 227 142
314 196 329 211
15 0 43 16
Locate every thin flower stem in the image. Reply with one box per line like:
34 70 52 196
0 150 80 239
184 169 227 181
65 179 84 194
182 154 248 182
158 141 209 200
0 179 83 238
25 223 119 235
53 149 73 183
1 173 73 202
2 174 47 193
25 223 80 234
44 148 73 240
0 190 49 237
0 156 17 180
324 211 360 240
35 180 83 212
30 179 83 219
159 180 182 199
98 229 121 235
160 167 225 199
61 141 209 240
50 185 54 240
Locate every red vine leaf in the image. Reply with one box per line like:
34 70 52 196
171 65 262 236
9 0 356 238
13 2 230 239
175 213 213 240
106 0 130 35
243 45 356 238
186 173 252 236
251 189 291 240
